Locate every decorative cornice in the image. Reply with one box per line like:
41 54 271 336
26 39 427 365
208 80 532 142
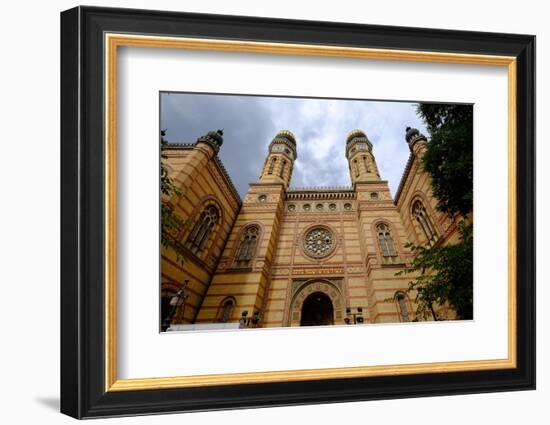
358 201 396 210
163 142 241 204
212 156 241 204
394 152 414 205
290 186 354 191
163 143 195 150
286 187 356 200
248 182 286 190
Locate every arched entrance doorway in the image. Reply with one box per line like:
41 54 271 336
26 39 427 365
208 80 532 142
288 280 344 326
300 292 334 326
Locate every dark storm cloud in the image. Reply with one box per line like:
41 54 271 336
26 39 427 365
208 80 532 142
161 93 429 198
161 93 278 196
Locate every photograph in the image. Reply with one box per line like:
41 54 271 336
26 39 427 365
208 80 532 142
159 92 474 332
56 4 536 419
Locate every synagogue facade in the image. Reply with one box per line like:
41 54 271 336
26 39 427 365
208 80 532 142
160 127 461 329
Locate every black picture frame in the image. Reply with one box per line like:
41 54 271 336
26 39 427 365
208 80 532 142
60 5 536 419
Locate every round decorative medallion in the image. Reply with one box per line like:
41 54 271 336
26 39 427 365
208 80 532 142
303 227 336 258
316 203 324 211
370 192 379 200
288 204 296 211
329 203 337 211
303 204 311 211
344 203 352 211
258 194 267 202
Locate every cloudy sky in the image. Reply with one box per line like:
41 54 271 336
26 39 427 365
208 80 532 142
160 92 429 198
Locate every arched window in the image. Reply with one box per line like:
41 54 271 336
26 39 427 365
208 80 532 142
234 225 259 267
280 160 287 178
187 205 219 253
218 298 235 323
412 200 438 244
376 223 398 263
354 159 359 176
395 292 410 322
268 157 276 174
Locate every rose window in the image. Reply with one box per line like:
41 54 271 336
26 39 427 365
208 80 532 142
303 227 335 258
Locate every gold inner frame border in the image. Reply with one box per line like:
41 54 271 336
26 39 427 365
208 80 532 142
104 33 517 392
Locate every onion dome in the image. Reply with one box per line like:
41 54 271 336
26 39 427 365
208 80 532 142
274 129 296 145
346 129 368 144
404 126 427 148
270 129 298 159
345 129 372 159
197 129 224 152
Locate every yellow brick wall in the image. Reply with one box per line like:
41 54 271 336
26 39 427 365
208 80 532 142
396 143 461 247
160 143 240 323
196 183 286 323
163 136 459 327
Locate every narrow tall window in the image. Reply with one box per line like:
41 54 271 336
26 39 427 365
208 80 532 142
268 157 276 174
219 298 235 323
395 293 410 322
363 156 370 173
412 200 438 244
280 160 287 178
234 225 259 267
376 223 398 263
187 205 219 252
354 159 359 176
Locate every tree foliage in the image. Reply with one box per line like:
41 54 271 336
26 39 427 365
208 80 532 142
160 130 187 264
418 103 473 217
397 222 473 320
398 104 474 320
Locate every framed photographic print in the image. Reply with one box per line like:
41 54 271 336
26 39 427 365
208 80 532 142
60 6 535 419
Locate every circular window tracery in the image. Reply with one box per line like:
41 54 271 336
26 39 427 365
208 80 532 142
303 227 336 258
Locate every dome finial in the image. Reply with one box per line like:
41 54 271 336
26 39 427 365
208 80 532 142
197 129 224 152
346 129 368 144
405 126 427 148
275 129 296 145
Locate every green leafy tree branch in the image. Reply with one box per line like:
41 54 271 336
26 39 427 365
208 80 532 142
396 221 473 320
397 104 474 320
419 103 473 218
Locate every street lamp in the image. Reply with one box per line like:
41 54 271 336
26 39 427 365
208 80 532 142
345 307 364 324
162 280 189 331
